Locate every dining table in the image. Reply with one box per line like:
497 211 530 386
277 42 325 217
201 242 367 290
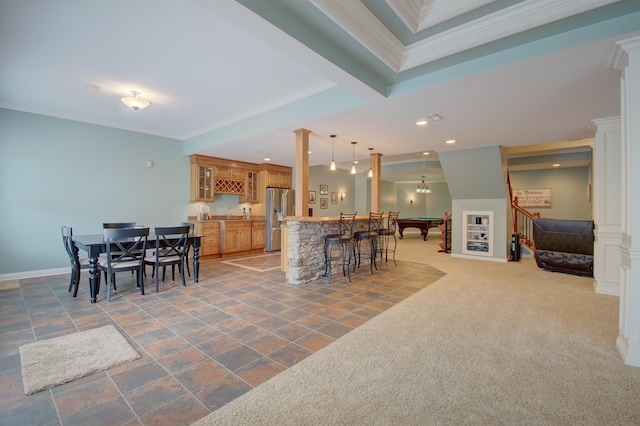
73 233 203 303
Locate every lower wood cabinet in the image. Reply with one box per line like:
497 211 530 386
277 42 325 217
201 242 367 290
220 221 252 254
191 221 220 256
192 219 265 256
251 220 266 250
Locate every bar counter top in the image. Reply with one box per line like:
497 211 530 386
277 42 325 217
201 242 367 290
284 215 370 222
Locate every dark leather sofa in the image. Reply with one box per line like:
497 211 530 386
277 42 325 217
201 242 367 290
533 219 594 277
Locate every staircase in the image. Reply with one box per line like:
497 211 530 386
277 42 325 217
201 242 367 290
507 172 540 257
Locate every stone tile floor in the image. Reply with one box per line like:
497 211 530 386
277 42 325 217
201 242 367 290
0 253 445 425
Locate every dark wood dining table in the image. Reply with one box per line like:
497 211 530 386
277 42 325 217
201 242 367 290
73 233 203 303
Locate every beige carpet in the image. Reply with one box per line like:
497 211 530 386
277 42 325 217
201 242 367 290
193 230 640 425
19 324 140 395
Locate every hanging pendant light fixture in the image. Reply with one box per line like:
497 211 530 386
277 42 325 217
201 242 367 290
350 141 357 174
367 147 374 178
416 176 431 193
330 134 337 171
121 90 150 111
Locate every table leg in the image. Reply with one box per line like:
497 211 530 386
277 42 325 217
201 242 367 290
89 256 99 303
422 229 429 241
193 246 200 282
398 227 405 239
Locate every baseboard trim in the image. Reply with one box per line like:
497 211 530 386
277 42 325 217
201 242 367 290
0 267 67 282
594 280 620 296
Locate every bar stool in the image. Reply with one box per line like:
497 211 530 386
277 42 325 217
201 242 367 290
378 211 399 266
353 212 384 274
323 212 356 284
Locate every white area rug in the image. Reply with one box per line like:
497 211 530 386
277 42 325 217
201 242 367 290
19 325 140 395
220 253 281 272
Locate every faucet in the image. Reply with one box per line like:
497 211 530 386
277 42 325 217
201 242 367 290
227 207 232 219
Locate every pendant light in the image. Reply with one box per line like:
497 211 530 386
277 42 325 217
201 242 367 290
350 141 357 174
121 90 150 111
416 176 431 193
329 134 337 171
367 147 374 178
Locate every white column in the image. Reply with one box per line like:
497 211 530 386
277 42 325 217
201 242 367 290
610 35 640 367
591 117 622 296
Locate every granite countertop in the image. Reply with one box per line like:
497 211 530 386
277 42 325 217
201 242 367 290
189 215 265 223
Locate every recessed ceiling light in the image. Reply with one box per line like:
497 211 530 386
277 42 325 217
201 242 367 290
354 160 359 164
264 157 271 161
308 150 312 154
416 120 428 126
426 113 442 121
445 139 456 144
552 163 560 167
422 152 430 156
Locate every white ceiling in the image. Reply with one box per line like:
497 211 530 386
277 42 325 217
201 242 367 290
1 0 639 183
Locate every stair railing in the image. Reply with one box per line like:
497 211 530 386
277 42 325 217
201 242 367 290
507 171 540 250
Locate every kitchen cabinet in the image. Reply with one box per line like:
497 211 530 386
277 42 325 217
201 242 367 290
220 221 252 254
251 220 266 250
259 163 292 190
190 220 220 256
239 170 259 203
190 157 214 202
215 165 246 180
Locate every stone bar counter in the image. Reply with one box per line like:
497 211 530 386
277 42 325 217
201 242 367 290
282 215 372 285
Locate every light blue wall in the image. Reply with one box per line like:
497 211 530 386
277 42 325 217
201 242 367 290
395 182 452 218
308 165 354 216
0 109 190 276
509 166 592 220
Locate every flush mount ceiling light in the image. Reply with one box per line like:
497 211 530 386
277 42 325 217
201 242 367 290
416 176 431 194
330 134 337 171
367 147 374 178
350 141 357 174
121 90 150 111
416 119 428 126
446 139 456 144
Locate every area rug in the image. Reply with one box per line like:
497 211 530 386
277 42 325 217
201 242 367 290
220 253 281 272
19 325 140 395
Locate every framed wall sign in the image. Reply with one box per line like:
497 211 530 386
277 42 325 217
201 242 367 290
319 184 328 195
331 192 338 204
308 190 316 204
320 198 328 209
512 188 551 207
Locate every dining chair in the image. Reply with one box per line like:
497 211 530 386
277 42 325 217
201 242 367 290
98 227 149 302
180 221 195 278
102 222 137 229
144 226 190 292
378 211 399 266
323 212 356 284
353 212 384 274
61 226 98 297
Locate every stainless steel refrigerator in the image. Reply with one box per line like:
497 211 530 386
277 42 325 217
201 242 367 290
265 188 295 252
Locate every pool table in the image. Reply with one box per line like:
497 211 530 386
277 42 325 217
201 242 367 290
397 217 444 241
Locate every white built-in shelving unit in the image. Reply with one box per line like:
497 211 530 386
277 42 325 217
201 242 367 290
462 211 494 257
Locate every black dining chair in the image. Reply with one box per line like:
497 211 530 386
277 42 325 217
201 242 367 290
144 226 190 292
61 226 98 297
98 227 149 302
180 221 195 278
102 222 137 229
323 212 356 284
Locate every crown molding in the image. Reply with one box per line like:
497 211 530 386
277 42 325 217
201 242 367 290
310 0 404 71
312 0 620 73
610 35 640 70
385 0 423 33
